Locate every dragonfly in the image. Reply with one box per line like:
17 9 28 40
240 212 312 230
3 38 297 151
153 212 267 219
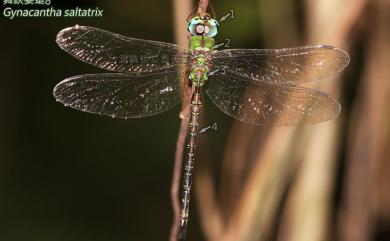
54 10 349 240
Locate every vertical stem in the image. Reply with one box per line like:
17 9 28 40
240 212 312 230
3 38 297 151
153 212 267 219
170 100 190 241
339 2 388 241
198 0 209 14
170 0 192 240
173 0 192 50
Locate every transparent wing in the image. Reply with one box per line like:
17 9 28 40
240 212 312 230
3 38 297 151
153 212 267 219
53 70 184 118
213 45 349 85
56 25 189 73
206 71 341 126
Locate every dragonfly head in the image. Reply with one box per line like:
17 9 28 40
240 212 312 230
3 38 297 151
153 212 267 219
188 13 219 37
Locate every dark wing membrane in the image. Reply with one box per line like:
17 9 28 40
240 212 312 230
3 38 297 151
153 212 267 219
53 71 184 118
206 71 341 126
213 45 350 85
56 25 189 73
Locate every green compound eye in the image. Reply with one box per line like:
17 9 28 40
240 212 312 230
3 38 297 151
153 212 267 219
188 17 219 37
188 17 203 36
205 19 219 37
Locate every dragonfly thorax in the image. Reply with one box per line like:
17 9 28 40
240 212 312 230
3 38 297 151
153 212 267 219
189 36 215 51
189 49 213 87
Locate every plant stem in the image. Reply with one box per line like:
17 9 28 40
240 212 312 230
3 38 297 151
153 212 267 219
198 0 209 14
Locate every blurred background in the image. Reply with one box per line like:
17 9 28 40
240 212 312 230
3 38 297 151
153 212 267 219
0 0 389 241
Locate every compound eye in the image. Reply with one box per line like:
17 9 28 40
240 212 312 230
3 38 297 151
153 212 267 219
196 25 205 34
188 17 204 36
204 25 210 34
204 19 219 37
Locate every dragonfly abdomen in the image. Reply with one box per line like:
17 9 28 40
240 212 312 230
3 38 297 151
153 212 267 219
178 86 202 239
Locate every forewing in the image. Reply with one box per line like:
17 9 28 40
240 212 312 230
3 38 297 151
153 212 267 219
53 71 184 118
206 71 341 126
213 45 349 85
56 25 189 73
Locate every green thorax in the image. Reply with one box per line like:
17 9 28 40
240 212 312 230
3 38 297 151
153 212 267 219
189 36 215 51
